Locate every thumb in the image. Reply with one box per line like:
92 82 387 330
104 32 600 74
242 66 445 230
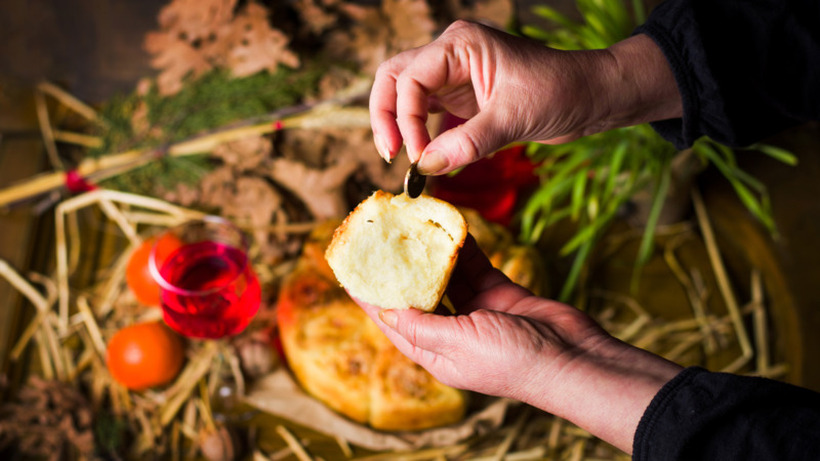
417 113 511 175
379 308 460 357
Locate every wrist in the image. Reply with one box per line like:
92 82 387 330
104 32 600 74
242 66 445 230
596 33 683 132
521 335 683 453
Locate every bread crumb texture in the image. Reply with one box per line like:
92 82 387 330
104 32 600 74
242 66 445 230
326 191 467 311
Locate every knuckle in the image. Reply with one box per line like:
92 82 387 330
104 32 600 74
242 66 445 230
454 129 484 163
446 19 473 33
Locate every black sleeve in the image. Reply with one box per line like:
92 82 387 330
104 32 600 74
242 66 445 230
632 0 820 149
633 367 820 461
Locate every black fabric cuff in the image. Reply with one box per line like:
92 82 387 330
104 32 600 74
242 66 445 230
632 21 698 151
632 366 703 459
632 366 820 461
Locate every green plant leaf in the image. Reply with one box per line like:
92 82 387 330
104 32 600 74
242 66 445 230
559 238 594 302
520 25 554 42
635 159 671 269
518 0 791 300
603 142 628 200
531 5 582 33
571 168 590 219
750 143 799 166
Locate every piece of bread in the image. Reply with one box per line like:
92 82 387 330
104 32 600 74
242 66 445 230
277 222 466 431
368 343 466 431
325 191 468 312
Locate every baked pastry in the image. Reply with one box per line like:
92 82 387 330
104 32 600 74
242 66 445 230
325 191 468 312
276 220 466 431
458 207 549 297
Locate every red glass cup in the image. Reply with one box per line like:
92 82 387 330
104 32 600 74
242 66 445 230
149 217 261 339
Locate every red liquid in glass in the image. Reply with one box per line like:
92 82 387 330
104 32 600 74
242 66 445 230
158 241 260 339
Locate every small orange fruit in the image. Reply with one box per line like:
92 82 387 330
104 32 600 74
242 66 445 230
106 321 185 391
126 233 183 306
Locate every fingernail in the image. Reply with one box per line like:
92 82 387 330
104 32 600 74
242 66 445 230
379 309 398 329
417 150 449 175
374 134 391 163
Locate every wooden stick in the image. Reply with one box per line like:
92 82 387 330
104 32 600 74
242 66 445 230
0 259 49 312
68 345 94 382
10 310 46 360
664 331 704 362
38 81 99 122
52 130 103 148
98 197 140 245
182 399 200 440
749 270 769 374
226 346 246 397
42 313 68 381
171 420 182 461
490 407 531 461
160 342 219 426
34 330 54 380
55 200 70 332
97 240 134 317
349 444 469 461
28 271 58 305
0 104 370 208
120 211 196 228
335 435 353 459
276 425 313 461
663 232 718 354
34 88 64 171
0 260 65 379
547 417 564 451
76 296 107 360
591 290 650 342
568 439 586 461
196 390 217 433
692 188 753 372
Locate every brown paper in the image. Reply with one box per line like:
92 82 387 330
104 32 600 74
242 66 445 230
242 368 516 451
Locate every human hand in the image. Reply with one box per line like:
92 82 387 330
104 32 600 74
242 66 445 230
353 235 682 452
354 234 608 400
369 20 681 175
370 20 604 174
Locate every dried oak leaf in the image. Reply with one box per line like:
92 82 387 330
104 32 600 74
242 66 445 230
327 3 390 75
267 158 358 219
224 3 300 78
155 0 238 42
144 35 214 96
160 182 201 207
305 65 360 104
212 135 272 171
222 176 285 263
293 0 342 35
324 127 410 193
383 0 436 51
277 129 331 168
143 0 238 95
199 164 236 207
328 0 434 75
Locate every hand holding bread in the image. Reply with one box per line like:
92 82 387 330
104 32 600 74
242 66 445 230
325 190 467 312
352 234 682 453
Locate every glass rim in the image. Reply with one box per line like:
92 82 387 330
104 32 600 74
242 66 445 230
148 215 251 297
